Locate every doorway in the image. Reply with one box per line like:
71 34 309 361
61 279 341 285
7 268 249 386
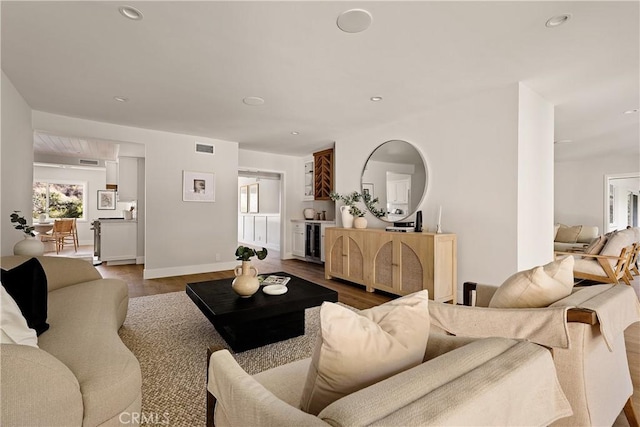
237 170 283 254
604 173 640 232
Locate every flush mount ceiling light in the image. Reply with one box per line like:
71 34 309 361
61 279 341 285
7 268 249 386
624 108 639 114
337 9 373 33
370 96 383 102
243 96 265 106
119 6 143 21
113 96 129 102
291 131 300 135
545 14 571 28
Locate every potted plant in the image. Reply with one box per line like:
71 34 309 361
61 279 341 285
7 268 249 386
330 191 385 229
10 211 44 256
232 246 268 298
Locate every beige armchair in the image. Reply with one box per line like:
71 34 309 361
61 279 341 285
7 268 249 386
432 283 640 427
206 335 572 427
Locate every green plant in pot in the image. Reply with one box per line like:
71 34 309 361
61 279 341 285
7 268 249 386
10 211 35 236
330 191 385 229
232 246 268 298
10 211 44 256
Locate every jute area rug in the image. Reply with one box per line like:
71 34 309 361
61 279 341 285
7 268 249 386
118 291 322 427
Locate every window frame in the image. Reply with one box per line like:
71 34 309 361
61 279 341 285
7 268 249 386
33 179 88 222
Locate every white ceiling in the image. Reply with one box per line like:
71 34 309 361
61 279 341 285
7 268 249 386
2 1 638 160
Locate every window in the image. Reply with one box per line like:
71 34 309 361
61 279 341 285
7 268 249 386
33 181 86 220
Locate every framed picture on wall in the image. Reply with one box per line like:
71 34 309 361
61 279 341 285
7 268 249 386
239 185 249 213
249 183 259 213
97 190 117 210
609 183 615 225
362 183 374 197
183 170 215 202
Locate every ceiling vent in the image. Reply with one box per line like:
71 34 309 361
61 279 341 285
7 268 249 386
195 142 215 155
79 159 100 166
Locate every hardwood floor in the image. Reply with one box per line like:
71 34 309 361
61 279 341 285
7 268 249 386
66 245 638 423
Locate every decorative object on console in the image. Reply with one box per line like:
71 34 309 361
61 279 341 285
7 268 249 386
232 246 268 298
415 210 423 232
436 205 443 234
303 208 316 220
353 216 368 229
340 205 354 228
10 211 44 256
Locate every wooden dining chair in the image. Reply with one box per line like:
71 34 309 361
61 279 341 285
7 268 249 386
41 219 76 254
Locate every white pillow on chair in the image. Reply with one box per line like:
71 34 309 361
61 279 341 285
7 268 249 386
0 285 38 347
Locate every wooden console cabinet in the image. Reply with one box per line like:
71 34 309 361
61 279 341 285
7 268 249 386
325 228 457 303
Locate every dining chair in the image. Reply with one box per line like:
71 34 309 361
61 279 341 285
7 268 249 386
41 219 76 254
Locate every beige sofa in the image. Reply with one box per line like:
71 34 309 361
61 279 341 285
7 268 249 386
554 224 599 251
1 256 141 427
433 283 640 426
207 335 573 426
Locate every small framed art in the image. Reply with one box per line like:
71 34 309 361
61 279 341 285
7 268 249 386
239 185 249 213
248 183 259 213
97 190 117 210
183 171 215 202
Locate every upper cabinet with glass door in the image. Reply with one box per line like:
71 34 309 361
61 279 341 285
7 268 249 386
303 158 314 201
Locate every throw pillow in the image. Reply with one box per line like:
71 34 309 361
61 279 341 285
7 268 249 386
554 224 561 240
555 225 583 243
488 256 575 308
299 290 430 415
583 235 607 258
0 257 49 335
0 286 38 347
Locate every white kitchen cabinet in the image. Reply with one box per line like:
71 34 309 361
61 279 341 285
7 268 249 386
105 161 118 186
292 222 306 257
118 157 138 201
387 179 410 203
101 220 137 264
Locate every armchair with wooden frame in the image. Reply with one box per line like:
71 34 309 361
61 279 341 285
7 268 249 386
40 219 77 254
430 283 640 427
555 228 637 286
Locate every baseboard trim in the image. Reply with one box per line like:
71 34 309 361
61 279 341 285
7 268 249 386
143 261 238 280
136 256 145 264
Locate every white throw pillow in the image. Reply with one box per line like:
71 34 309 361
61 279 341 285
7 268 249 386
489 256 575 308
1 285 38 347
299 290 430 415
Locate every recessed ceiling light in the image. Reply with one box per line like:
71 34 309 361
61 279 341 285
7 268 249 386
113 96 129 102
337 9 373 33
291 131 300 135
243 96 265 106
624 108 639 114
119 6 143 21
545 14 571 28
370 96 383 102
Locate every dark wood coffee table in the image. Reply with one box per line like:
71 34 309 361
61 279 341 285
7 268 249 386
186 272 338 352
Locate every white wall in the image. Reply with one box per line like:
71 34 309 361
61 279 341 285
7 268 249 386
32 111 239 279
33 164 107 245
335 85 528 297
555 155 640 231
1 71 34 255
516 83 554 269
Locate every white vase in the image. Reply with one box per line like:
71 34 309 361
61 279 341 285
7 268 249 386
340 205 354 228
232 261 260 298
353 217 368 229
13 235 45 256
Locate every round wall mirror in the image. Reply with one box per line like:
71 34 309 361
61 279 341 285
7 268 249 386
361 140 427 223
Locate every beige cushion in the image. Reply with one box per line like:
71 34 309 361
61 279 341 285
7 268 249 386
489 256 574 308
556 225 583 243
583 235 607 257
299 291 430 415
554 224 561 240
577 226 599 243
0 286 38 347
600 229 634 267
